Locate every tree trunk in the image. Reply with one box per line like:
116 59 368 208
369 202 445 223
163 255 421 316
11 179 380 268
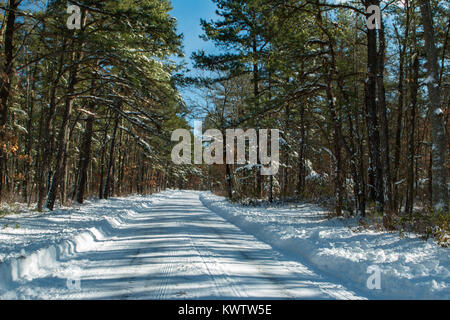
45 69 76 210
0 0 19 126
252 36 262 199
338 75 364 217
0 0 20 202
296 103 306 198
224 144 233 200
103 112 119 199
76 105 95 204
325 66 344 216
45 9 87 210
60 113 79 205
377 16 394 226
98 127 108 199
364 0 384 213
405 53 419 215
21 61 38 202
419 0 449 213
36 43 66 211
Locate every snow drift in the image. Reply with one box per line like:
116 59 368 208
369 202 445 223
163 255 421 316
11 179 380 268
0 195 161 297
200 192 449 300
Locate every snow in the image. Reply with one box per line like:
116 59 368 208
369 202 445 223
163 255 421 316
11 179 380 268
0 190 448 300
0 197 155 298
424 75 435 84
199 193 449 300
234 163 263 173
0 191 363 300
304 159 328 182
14 124 28 134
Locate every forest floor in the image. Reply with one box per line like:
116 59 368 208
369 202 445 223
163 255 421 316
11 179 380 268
0 190 448 300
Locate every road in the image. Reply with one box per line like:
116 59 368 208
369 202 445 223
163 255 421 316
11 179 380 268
13 191 364 299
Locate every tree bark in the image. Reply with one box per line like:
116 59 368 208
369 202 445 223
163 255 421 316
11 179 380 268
103 112 119 199
36 42 66 211
377 16 394 225
252 35 262 199
364 0 384 213
392 9 409 212
21 60 38 202
98 126 108 199
326 66 344 216
418 0 449 213
296 103 306 198
45 65 76 210
76 105 95 204
405 53 419 215
224 144 233 200
0 0 21 202
45 9 87 210
0 0 20 126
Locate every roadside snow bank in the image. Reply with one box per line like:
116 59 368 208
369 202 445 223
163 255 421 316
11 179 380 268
0 193 164 296
200 192 449 299
0 229 104 294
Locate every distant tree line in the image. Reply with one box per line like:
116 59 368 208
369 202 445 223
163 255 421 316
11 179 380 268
192 0 448 232
0 0 201 210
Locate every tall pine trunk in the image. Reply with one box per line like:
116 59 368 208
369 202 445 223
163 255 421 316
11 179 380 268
405 53 419 215
103 112 119 199
393 15 408 212
296 103 306 198
364 0 384 214
98 127 108 199
419 0 449 213
0 0 20 202
252 36 262 199
36 43 66 211
377 16 394 227
45 64 76 210
21 61 38 202
45 10 87 210
76 106 95 204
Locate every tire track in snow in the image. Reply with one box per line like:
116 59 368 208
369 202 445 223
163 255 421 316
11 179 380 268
153 230 180 299
186 228 245 298
188 193 362 299
121 247 142 299
190 215 302 299
3 191 365 300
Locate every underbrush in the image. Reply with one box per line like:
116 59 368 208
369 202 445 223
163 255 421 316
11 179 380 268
0 203 22 218
393 208 449 248
212 188 449 247
347 204 449 248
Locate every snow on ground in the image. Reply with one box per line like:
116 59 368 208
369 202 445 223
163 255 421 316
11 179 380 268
200 192 449 300
0 190 447 300
0 190 367 300
0 193 169 299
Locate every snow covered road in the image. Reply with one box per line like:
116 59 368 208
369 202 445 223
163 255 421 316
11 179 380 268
0 191 364 299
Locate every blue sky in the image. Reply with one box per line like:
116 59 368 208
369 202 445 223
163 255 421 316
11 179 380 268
170 0 219 68
170 0 220 116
